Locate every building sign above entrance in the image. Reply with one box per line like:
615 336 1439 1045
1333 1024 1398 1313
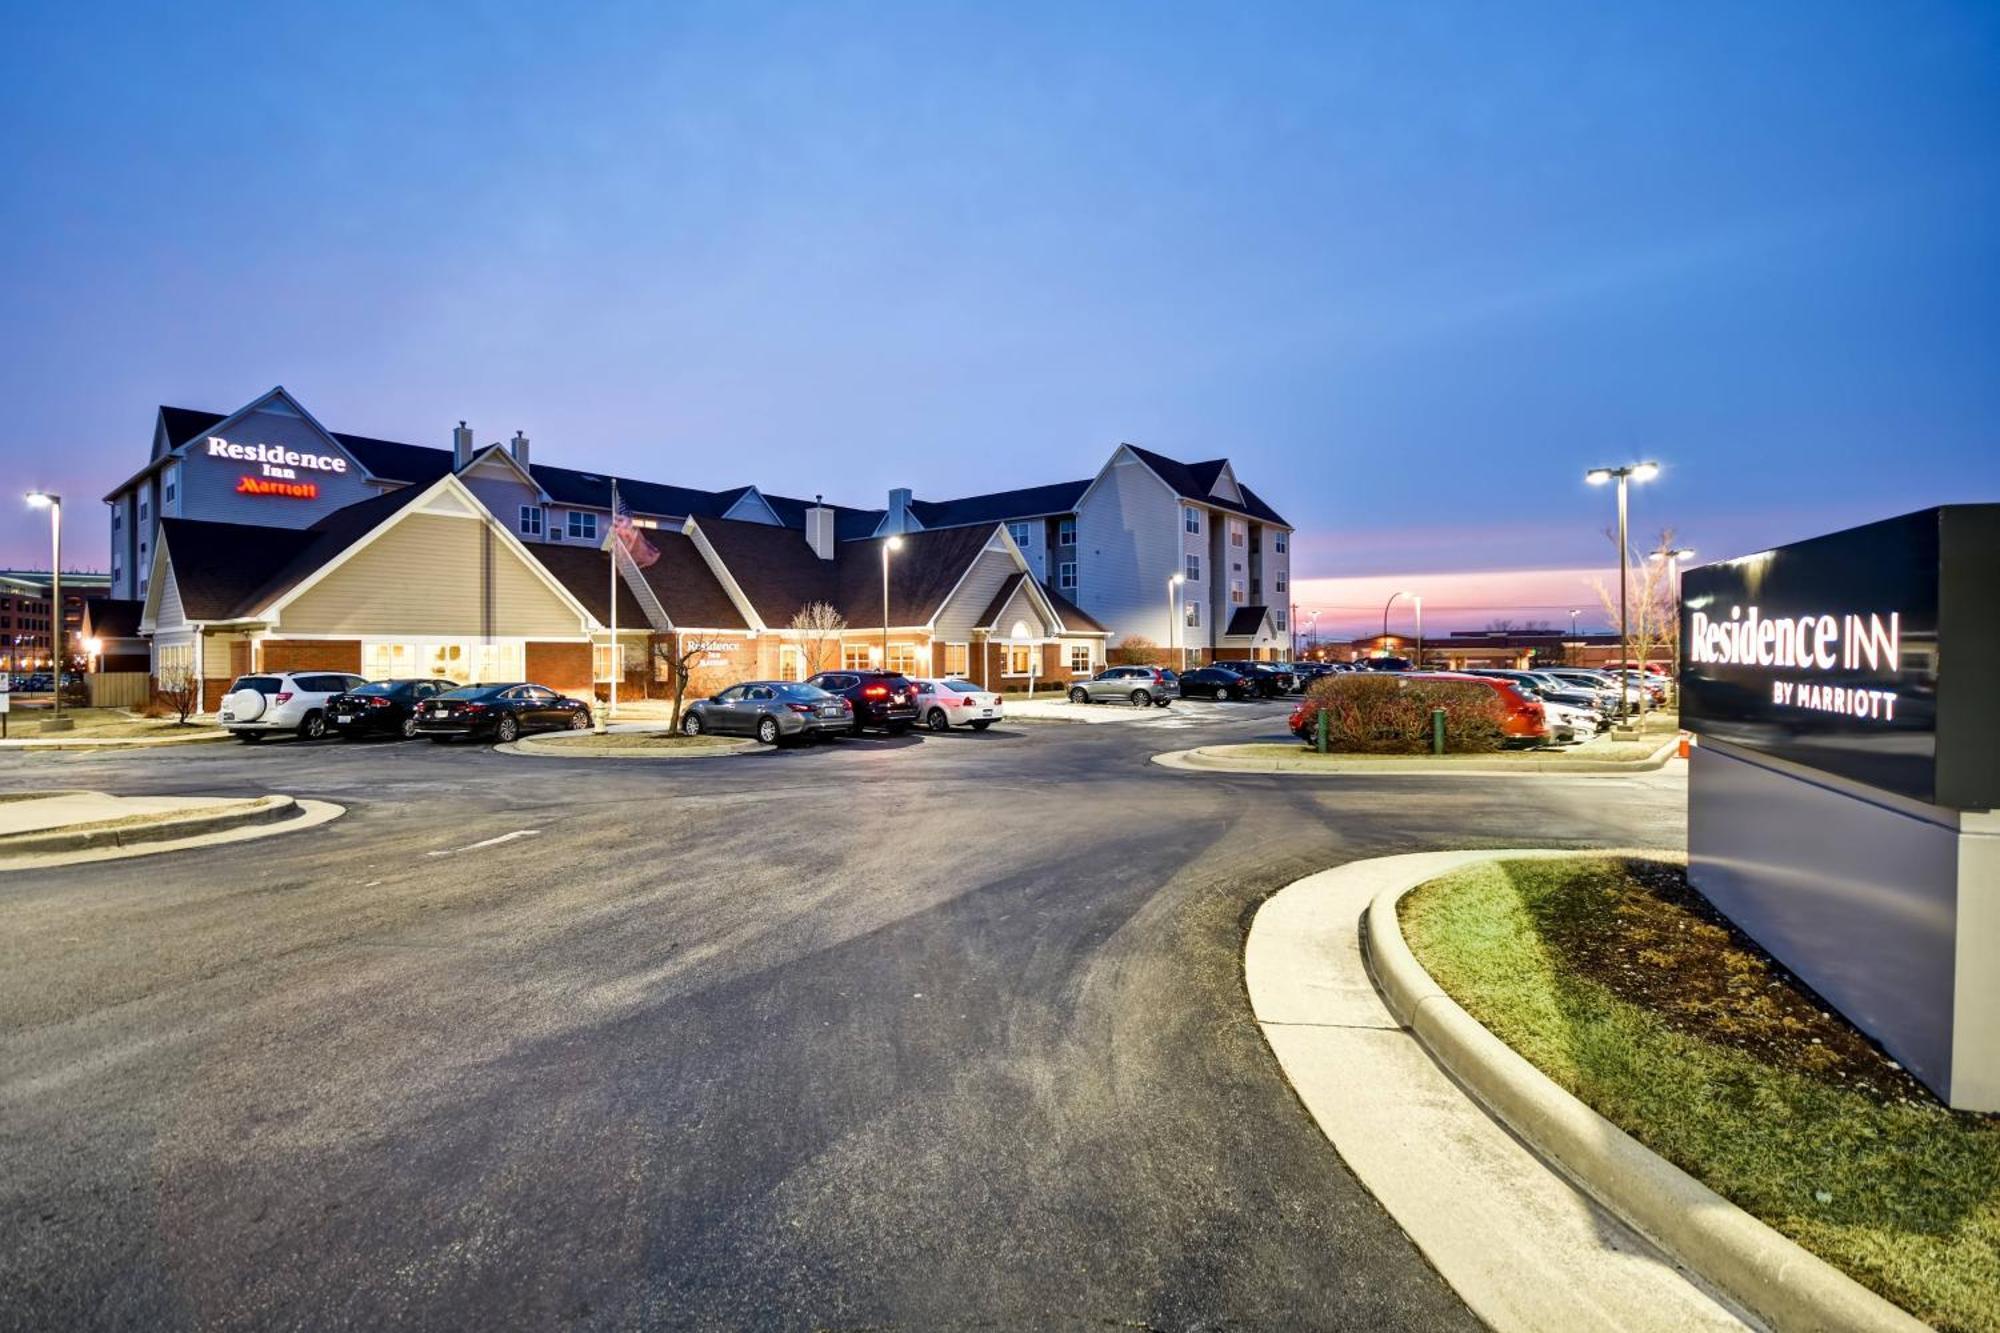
235 476 319 499
207 435 349 480
1679 504 2000 809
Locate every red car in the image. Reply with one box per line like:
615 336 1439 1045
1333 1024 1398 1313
1290 672 1548 745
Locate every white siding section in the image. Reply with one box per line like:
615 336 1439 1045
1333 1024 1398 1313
1073 449 1180 647
934 546 1019 641
992 579 1053 639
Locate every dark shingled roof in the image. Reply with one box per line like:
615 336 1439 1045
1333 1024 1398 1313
82 597 144 638
689 516 998 628
761 492 886 542
159 407 226 449
907 479 1090 531
1042 584 1106 633
974 572 1029 630
531 534 748 632
969 573 1107 636
335 433 455 485
1224 605 1271 638
530 462 744 520
1124 445 1290 527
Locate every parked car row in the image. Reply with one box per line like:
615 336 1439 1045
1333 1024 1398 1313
220 673 595 743
1065 659 1344 707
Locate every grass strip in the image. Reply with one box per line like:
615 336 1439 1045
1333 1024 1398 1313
1398 857 1999 1332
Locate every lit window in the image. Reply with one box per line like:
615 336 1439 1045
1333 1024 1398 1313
1185 554 1199 581
842 642 877 671
1231 580 1245 605
1067 641 1092 673
1006 643 1034 674
886 643 920 674
1058 562 1077 591
1230 524 1244 548
944 643 970 676
1274 531 1288 554
1057 517 1075 545
567 511 598 541
520 505 543 537
1184 506 1200 534
1185 601 1201 628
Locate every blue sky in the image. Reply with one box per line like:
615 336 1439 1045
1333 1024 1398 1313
2 2 1995 627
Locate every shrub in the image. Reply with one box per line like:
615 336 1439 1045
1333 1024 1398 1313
1108 634 1167 667
1293 673 1506 753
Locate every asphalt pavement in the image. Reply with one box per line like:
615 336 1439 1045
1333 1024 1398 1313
0 700 1686 1330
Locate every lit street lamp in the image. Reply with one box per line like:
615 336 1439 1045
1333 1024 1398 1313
1382 590 1418 663
1585 462 1660 720
25 491 68 729
881 535 904 667
1168 572 1184 671
1568 608 1581 664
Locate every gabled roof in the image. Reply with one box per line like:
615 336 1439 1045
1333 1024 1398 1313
907 479 1090 530
1041 584 1106 634
975 572 1030 630
687 516 999 628
159 406 226 449
760 492 885 542
530 462 744 520
82 597 144 639
687 516 839 626
531 536 748 632
1224 605 1273 638
335 432 454 485
1124 445 1290 527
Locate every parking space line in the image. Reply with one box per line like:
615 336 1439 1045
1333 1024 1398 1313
426 829 541 857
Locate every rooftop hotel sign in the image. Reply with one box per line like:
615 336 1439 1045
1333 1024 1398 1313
1679 504 2000 809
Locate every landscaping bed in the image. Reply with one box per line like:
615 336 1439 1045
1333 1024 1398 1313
1398 856 2000 1332
519 731 746 753
0 708 220 741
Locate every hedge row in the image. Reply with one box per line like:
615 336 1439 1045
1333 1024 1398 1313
1292 673 1506 753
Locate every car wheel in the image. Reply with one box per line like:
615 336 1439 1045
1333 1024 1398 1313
757 716 781 745
926 708 950 732
495 715 520 744
1068 686 1089 704
682 712 704 736
1130 689 1151 707
570 710 590 730
970 720 991 731
400 715 420 740
298 711 327 741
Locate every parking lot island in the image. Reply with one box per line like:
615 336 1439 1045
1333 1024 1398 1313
0 789 344 869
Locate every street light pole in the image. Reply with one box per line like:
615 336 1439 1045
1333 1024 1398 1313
882 536 904 668
25 492 64 726
1568 608 1581 665
1585 462 1659 723
1382 589 1416 662
1413 595 1423 669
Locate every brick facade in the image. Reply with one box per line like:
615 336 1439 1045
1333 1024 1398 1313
526 641 593 696
260 639 362 674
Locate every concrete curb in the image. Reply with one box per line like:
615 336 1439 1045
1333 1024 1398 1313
0 728 231 752
3 797 345 870
503 735 763 760
0 794 301 858
1366 855 1929 1333
1155 734 1681 776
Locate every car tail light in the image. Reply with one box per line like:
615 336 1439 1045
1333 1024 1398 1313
367 697 390 709
787 703 815 714
274 691 293 704
463 703 487 713
863 685 888 698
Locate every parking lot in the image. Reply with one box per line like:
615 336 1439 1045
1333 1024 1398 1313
0 705 1686 1329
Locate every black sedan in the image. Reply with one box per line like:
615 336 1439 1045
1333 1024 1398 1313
1214 660 1296 697
328 678 459 740
414 682 593 743
1176 667 1257 701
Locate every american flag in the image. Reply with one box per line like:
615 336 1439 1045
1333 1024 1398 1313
610 482 660 569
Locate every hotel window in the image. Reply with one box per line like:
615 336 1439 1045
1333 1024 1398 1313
1274 531 1288 554
885 643 920 674
363 640 520 685
1057 517 1075 546
1185 554 1200 581
1230 580 1245 605
1184 506 1200 534
138 496 149 525
1007 521 1032 548
1230 523 1244 548
1276 610 1288 630
1066 641 1092 673
842 642 877 671
519 505 543 537
1006 643 1035 675
1185 601 1201 628
943 643 969 676
1275 572 1287 594
567 511 598 541
1058 561 1077 591
162 466 177 506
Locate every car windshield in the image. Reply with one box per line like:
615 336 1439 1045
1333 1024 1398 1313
942 680 983 694
774 682 832 700
437 685 500 700
230 676 282 694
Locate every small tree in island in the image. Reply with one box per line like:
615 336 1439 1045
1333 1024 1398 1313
156 667 200 725
652 631 730 732
789 601 846 678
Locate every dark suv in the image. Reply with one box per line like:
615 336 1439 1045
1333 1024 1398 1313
806 670 920 735
1214 660 1297 697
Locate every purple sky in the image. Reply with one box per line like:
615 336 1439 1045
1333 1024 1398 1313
3 3 1996 606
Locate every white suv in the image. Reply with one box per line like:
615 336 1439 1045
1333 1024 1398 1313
220 672 368 742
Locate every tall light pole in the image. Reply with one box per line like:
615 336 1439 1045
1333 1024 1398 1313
1306 609 1321 658
25 492 66 727
1168 572 1184 671
1413 595 1423 669
1585 462 1659 722
1568 608 1581 665
881 535 904 668
1382 589 1417 662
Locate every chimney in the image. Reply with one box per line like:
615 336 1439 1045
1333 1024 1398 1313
886 487 913 533
452 421 474 470
510 429 531 470
804 495 835 560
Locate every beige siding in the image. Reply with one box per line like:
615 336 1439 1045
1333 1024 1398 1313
992 579 1053 640
154 562 187 631
279 513 586 637
933 545 1018 640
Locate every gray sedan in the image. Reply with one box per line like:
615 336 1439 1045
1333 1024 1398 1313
1068 666 1180 707
681 681 852 745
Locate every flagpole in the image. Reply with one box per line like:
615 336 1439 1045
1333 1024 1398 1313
605 481 619 731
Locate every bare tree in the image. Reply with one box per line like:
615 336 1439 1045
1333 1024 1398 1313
1485 618 1518 633
1590 525 1678 674
788 601 846 678
156 667 199 725
652 631 729 730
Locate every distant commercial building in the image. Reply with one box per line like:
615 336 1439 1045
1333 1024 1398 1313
0 571 107 671
1344 630 1672 671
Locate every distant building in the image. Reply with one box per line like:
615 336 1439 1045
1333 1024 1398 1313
0 570 108 670
1343 629 1671 671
